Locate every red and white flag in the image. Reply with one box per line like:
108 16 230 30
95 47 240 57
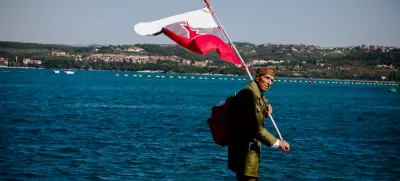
134 8 242 65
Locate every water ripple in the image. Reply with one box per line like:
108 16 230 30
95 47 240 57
0 69 399 180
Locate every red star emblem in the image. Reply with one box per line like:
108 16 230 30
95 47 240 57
181 21 202 39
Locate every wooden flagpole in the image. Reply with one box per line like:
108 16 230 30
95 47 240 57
204 0 284 140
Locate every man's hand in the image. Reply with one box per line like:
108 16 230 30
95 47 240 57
266 104 273 115
279 140 290 153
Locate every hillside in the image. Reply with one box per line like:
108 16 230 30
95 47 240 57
0 41 399 81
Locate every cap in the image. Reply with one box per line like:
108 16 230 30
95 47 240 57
256 66 276 76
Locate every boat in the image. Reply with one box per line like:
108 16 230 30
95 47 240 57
388 88 397 93
53 70 60 74
308 77 314 84
64 70 75 75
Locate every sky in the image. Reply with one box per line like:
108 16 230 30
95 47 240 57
1 0 399 47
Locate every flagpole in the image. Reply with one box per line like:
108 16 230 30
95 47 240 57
204 0 284 140
204 0 252 79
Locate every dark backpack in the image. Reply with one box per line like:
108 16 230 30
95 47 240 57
207 96 235 147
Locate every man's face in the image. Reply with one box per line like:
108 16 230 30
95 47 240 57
256 74 274 92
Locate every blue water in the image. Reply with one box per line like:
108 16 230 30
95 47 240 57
1 68 399 180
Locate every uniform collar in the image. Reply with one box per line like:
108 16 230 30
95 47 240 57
249 80 263 99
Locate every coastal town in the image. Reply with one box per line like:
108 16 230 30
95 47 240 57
0 42 398 81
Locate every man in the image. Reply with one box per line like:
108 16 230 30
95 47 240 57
228 66 290 181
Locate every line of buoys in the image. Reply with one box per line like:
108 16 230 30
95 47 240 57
114 74 398 86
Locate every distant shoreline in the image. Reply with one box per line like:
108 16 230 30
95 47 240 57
0 66 398 84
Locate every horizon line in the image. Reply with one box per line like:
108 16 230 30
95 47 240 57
1 40 399 48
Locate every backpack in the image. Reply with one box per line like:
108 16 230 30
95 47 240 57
207 96 235 147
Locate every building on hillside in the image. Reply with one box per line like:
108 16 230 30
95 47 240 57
181 60 191 65
0 57 8 65
52 50 67 56
192 61 208 67
340 67 351 71
125 47 144 52
23 58 41 65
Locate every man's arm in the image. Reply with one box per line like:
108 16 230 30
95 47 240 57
236 89 277 146
237 89 290 152
255 127 278 147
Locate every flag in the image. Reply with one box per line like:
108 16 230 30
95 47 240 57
134 8 242 65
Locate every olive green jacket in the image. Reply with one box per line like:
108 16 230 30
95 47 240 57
228 80 277 177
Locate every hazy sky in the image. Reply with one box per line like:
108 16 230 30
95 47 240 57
1 0 399 47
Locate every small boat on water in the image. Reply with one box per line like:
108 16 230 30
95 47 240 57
388 88 397 93
308 77 314 84
53 70 60 74
64 70 75 75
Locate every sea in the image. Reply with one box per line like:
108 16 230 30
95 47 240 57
1 68 399 181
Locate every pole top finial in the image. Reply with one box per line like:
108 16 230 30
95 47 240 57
204 0 211 8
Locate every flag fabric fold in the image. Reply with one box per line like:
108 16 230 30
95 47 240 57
134 8 242 65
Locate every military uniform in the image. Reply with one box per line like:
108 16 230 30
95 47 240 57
228 80 277 177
